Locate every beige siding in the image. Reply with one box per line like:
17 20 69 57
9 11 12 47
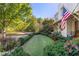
67 18 76 36
76 21 79 30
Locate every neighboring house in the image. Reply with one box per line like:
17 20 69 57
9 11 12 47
53 3 79 37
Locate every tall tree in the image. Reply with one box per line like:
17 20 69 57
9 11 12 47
0 3 32 40
25 16 40 32
42 18 55 33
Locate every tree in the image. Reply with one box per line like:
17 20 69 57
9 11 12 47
37 18 44 31
42 18 55 32
0 3 32 40
24 16 40 32
6 18 31 32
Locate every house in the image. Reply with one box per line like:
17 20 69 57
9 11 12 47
53 3 79 37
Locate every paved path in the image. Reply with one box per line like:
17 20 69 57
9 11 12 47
0 32 33 40
7 32 33 40
7 35 27 40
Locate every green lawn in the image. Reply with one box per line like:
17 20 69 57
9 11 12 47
22 34 54 56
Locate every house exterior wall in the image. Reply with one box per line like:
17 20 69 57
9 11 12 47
76 21 79 31
54 3 79 37
67 18 76 36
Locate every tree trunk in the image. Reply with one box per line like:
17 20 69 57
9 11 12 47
1 29 6 44
0 29 6 48
2 30 6 40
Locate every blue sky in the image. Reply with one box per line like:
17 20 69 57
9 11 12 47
30 3 59 18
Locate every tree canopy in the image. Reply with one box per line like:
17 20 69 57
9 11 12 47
0 3 32 30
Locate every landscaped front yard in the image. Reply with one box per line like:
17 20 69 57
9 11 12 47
22 35 54 56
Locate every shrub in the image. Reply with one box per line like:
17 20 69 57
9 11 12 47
44 41 68 56
19 33 34 46
11 47 30 56
4 47 30 56
0 44 4 52
64 44 79 56
50 32 66 42
0 39 18 51
5 39 17 51
69 47 79 56
37 31 67 42
38 23 53 37
64 39 79 56
72 38 79 45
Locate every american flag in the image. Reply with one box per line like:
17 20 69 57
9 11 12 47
60 7 72 30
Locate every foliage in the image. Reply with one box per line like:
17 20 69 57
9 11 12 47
40 24 52 34
0 4 32 38
39 31 66 42
4 47 30 56
4 34 53 56
67 46 79 56
51 32 66 41
24 16 40 32
0 39 19 52
22 35 54 56
41 19 54 32
19 33 34 46
6 18 32 32
6 27 15 32
37 18 44 31
38 25 53 37
44 41 68 56
43 18 54 26
0 44 4 52
37 18 54 37
72 38 79 45
64 43 79 56
4 39 16 51
64 38 79 56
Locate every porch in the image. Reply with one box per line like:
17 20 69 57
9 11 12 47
67 15 79 37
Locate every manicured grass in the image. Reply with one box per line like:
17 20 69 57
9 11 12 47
22 34 54 56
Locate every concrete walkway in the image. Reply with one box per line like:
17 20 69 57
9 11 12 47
6 32 33 40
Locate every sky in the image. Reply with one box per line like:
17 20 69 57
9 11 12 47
30 3 59 18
